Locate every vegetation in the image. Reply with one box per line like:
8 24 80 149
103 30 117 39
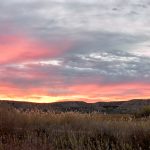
134 105 150 118
0 106 150 150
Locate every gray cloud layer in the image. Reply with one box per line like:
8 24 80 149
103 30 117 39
0 0 150 96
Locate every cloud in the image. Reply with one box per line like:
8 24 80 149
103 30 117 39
0 33 71 64
0 0 150 102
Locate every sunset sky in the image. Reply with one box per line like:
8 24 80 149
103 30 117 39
0 0 150 103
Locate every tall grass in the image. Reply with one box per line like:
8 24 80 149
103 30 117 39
0 107 150 150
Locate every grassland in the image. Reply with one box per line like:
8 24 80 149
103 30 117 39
0 106 150 150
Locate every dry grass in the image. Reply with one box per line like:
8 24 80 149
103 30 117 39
0 107 150 150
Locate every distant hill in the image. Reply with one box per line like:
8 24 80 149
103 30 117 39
0 99 150 114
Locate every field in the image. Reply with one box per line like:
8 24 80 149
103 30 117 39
0 106 150 150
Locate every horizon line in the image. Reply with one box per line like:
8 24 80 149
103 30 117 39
0 98 150 104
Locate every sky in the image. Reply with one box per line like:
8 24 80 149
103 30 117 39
0 0 150 103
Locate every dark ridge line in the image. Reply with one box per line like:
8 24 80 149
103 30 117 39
0 99 150 105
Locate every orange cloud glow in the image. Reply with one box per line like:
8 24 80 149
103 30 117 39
0 82 150 103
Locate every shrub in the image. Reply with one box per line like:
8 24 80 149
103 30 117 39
134 106 150 118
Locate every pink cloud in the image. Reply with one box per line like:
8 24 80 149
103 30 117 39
0 33 71 64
